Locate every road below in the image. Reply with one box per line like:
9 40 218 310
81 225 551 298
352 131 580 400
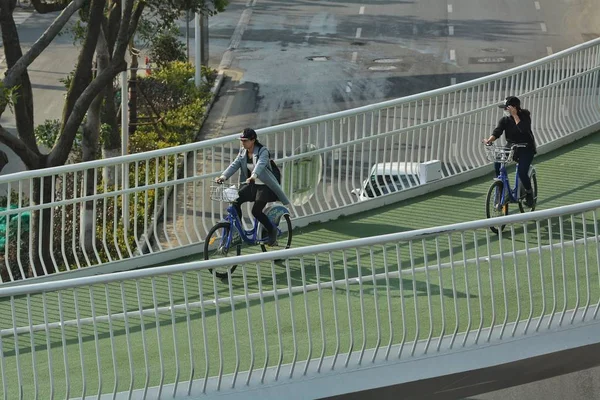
200 0 600 138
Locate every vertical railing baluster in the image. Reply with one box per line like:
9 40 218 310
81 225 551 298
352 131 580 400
10 297 23 399
535 221 547 332
342 251 354 368
421 239 433 354
328 252 341 369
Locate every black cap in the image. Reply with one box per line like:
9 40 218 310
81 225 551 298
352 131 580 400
240 128 257 140
498 96 521 109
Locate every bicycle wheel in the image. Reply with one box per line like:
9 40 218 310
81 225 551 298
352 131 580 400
486 180 509 234
204 222 241 279
260 214 293 252
518 172 538 213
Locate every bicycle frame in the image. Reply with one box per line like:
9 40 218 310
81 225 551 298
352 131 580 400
496 162 522 205
219 204 268 250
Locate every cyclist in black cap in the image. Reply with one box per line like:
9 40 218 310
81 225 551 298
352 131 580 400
216 128 290 245
483 96 537 207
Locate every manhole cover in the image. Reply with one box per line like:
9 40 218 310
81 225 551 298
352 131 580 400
307 56 329 61
368 65 397 71
468 56 514 64
373 58 402 63
481 47 506 53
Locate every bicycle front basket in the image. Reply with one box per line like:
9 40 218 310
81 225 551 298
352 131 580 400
210 185 239 202
485 146 513 163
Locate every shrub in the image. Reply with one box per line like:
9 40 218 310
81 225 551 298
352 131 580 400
149 27 187 69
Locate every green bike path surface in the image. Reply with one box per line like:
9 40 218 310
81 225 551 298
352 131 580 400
1 132 599 400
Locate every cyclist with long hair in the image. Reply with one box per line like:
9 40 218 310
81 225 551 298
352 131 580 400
216 128 290 245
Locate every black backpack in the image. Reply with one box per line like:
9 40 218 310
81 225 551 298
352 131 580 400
270 159 282 184
259 146 282 184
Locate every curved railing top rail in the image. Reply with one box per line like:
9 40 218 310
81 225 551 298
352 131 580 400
1 37 599 184
2 198 598 298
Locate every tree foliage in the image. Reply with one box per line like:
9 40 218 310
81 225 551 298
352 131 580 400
148 27 187 69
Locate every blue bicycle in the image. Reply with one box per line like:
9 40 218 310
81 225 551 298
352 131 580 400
204 184 293 279
484 143 538 234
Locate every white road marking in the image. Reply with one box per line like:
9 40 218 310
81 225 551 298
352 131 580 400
547 46 553 55
534 1 541 10
451 77 457 85
346 81 353 93
540 22 547 32
351 51 358 62
218 7 253 70
355 27 362 38
449 25 454 36
448 4 453 13
359 6 365 14
450 49 456 61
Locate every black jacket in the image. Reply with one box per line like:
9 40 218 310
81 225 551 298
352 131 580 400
492 110 537 153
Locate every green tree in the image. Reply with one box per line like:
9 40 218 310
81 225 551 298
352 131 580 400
149 27 187 69
0 0 224 278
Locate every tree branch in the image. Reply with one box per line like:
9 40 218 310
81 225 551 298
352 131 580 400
30 0 71 13
49 0 106 166
127 1 145 41
104 1 120 54
3 0 87 89
112 0 134 61
48 62 125 166
0 125 40 169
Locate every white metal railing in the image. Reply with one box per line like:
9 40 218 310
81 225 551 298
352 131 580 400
0 199 598 399
1 38 600 284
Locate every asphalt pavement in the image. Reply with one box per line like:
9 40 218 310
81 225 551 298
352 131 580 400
199 0 600 139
